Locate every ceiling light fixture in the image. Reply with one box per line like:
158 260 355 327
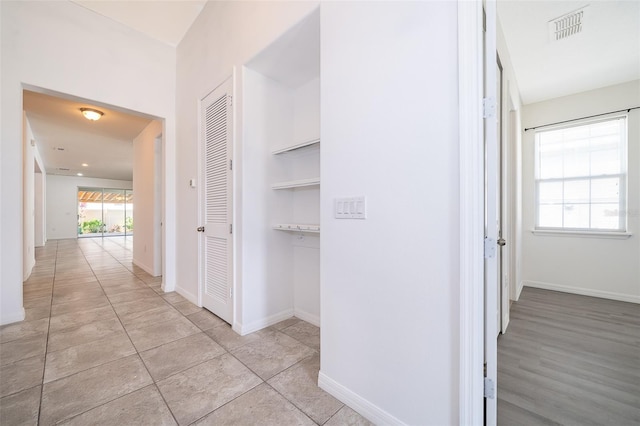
80 108 104 121
81 163 89 167
77 173 83 176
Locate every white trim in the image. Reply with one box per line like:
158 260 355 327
293 308 319 327
458 0 485 424
524 280 640 304
515 281 524 301
175 285 198 305
132 259 156 277
532 229 632 239
1 308 26 326
236 309 294 336
318 371 405 426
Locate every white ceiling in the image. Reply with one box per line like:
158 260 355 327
28 1 638 183
246 10 320 88
71 0 206 46
24 90 153 181
25 1 206 182
498 0 640 105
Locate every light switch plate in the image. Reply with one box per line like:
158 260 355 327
335 196 366 219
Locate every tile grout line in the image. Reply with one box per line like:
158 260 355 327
33 238 160 424
83 236 204 425
37 239 58 426
27 237 327 426
76 237 182 426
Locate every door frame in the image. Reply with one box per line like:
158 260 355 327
458 0 497 423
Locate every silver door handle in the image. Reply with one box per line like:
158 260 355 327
497 238 506 246
197 226 205 232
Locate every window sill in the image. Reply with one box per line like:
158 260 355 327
532 229 632 239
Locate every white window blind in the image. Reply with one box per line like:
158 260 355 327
535 116 627 232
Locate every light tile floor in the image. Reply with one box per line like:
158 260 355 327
0 237 372 426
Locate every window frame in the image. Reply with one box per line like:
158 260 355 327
533 114 628 235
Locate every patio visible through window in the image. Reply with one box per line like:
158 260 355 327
77 187 134 237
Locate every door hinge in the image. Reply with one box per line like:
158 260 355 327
229 224 233 234
483 97 496 118
484 236 496 259
229 159 233 170
484 377 495 399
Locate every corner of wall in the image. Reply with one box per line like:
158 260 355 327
318 372 405 426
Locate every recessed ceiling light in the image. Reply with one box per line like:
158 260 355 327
81 163 89 167
77 173 83 176
80 108 104 121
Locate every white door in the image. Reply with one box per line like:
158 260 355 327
199 77 233 324
484 0 499 424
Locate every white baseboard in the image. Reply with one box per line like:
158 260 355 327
132 258 158 277
237 309 295 336
515 281 524 301
1 308 26 325
23 258 35 282
318 371 405 426
175 285 198 305
524 280 640 304
293 308 320 327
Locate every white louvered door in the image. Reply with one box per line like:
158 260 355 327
200 78 233 324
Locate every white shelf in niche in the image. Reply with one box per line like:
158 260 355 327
271 178 320 190
272 138 320 155
273 224 320 233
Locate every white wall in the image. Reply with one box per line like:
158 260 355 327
319 2 459 424
0 0 176 324
521 80 640 303
241 66 320 331
175 0 318 306
34 171 46 247
178 2 462 423
133 120 163 276
23 115 36 280
46 175 132 240
496 15 524 307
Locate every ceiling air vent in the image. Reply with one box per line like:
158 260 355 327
57 167 70 171
548 6 587 41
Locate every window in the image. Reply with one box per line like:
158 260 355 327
535 116 627 232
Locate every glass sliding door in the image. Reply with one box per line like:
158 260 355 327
103 189 125 235
78 187 134 237
78 188 105 237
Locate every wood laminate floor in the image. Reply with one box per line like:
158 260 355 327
497 287 640 426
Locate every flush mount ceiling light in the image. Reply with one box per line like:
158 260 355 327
80 108 104 121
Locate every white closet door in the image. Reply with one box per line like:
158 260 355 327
200 77 233 324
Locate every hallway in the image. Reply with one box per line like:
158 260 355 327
0 238 369 425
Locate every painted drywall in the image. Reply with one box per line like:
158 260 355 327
521 80 640 303
241 66 320 331
46 175 132 240
0 0 176 324
319 3 459 424
496 15 524 312
34 171 46 247
175 0 318 309
133 120 163 276
23 115 36 281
